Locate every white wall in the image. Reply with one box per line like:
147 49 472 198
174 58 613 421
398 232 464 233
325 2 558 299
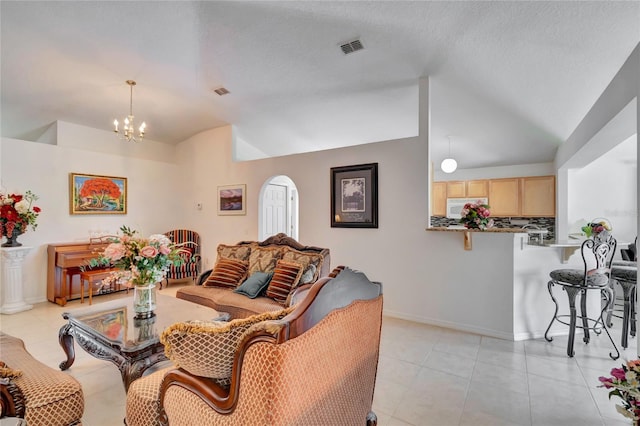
555 44 639 238
0 124 182 304
435 162 555 182
177 126 553 338
568 154 637 242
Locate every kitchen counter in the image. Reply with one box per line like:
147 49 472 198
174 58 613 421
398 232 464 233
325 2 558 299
527 237 631 263
426 226 527 233
422 227 585 341
426 226 527 250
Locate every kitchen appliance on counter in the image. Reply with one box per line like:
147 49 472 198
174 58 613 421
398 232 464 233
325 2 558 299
445 198 488 219
522 224 549 244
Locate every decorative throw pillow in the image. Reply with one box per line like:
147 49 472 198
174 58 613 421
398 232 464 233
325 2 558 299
266 260 304 304
299 263 316 284
161 307 294 379
0 361 22 379
281 247 324 284
204 259 248 289
234 272 273 299
216 244 252 262
247 246 283 276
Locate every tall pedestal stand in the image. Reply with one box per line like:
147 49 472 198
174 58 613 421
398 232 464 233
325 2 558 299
1 246 33 314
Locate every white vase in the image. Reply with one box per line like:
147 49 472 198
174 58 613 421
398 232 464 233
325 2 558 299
133 282 157 319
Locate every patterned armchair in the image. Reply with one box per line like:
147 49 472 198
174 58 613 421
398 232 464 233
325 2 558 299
0 333 84 425
125 266 383 426
162 229 201 289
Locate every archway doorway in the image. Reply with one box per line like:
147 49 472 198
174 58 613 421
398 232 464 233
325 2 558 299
258 175 299 241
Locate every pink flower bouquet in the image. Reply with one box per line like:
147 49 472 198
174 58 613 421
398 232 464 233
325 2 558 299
599 360 640 423
459 201 494 230
86 225 185 287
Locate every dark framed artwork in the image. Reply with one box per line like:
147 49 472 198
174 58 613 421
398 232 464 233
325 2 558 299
331 163 378 228
69 173 127 215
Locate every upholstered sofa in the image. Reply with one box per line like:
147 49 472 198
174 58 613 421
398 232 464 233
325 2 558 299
175 233 330 319
125 266 383 426
0 333 84 426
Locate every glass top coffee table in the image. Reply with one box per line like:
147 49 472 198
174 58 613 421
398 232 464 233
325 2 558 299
58 293 220 390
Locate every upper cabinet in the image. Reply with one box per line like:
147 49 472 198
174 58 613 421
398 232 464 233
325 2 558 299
444 180 488 198
466 180 489 198
433 175 556 217
489 178 521 216
521 176 555 217
432 182 447 216
446 181 466 198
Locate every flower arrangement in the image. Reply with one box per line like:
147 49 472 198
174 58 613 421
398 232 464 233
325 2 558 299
582 219 612 238
459 201 494 230
87 226 185 287
0 190 42 239
599 360 640 423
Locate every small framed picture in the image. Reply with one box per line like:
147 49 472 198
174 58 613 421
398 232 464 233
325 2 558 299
331 163 378 228
69 173 127 215
217 184 247 216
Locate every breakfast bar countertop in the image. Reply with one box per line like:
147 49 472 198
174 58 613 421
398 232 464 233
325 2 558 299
426 226 527 233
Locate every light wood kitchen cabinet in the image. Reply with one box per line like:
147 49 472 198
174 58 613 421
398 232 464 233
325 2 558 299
433 175 555 218
432 182 447 216
489 178 520 216
466 180 488 198
446 181 466 198
521 176 555 217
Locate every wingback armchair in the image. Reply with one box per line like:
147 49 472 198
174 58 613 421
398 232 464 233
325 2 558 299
125 266 383 425
162 229 201 289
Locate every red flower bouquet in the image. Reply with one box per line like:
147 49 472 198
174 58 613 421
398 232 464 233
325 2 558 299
0 190 41 240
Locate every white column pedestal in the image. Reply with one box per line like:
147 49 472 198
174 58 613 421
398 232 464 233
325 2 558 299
1 246 33 314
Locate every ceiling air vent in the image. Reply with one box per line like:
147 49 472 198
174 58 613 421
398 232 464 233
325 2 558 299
340 39 364 55
213 87 230 96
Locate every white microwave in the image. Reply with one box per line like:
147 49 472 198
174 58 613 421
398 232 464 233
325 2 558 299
446 198 488 219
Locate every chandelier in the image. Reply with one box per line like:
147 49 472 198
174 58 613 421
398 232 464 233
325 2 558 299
113 80 146 142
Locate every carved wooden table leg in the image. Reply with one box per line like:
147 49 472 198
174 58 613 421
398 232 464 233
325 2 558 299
58 322 75 370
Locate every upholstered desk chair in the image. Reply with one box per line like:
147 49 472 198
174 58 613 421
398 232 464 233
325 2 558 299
162 229 201 289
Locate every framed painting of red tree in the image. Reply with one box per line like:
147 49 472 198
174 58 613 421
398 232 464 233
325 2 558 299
69 173 127 215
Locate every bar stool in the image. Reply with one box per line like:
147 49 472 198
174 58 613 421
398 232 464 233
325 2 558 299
544 233 619 359
605 237 637 347
610 262 637 349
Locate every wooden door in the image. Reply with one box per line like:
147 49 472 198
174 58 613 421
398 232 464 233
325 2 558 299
489 178 520 216
521 176 555 217
432 182 447 216
466 180 488 198
446 181 466 198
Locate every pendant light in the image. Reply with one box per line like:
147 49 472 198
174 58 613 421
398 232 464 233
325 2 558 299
441 135 457 173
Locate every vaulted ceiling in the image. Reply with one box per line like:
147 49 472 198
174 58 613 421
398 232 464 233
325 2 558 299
1 1 638 169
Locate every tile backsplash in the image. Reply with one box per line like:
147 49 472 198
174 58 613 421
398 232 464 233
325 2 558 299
430 216 555 241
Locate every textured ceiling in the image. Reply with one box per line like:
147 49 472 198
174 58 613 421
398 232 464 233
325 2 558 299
1 1 638 169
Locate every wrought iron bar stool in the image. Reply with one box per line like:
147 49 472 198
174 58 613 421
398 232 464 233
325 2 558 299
544 233 619 359
605 237 637 348
609 261 637 349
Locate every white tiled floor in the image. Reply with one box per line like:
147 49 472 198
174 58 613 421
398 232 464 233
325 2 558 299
0 283 637 426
